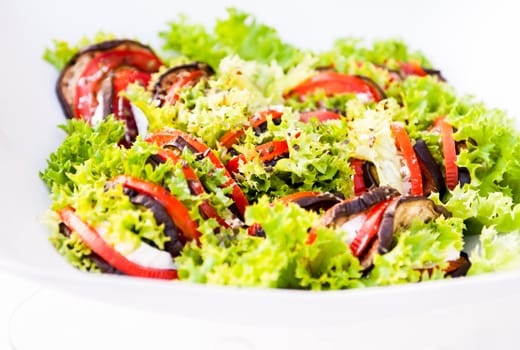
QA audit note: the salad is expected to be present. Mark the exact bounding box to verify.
[40,9,520,290]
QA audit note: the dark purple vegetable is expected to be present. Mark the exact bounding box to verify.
[104,181,186,257]
[122,187,185,257]
[321,186,400,227]
[445,252,471,277]
[422,68,446,82]
[283,192,343,212]
[162,135,200,155]
[458,167,471,187]
[377,196,450,254]
[413,139,446,196]
[362,161,379,189]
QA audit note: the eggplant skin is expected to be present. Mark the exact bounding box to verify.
[445,251,471,277]
[322,186,400,227]
[458,167,471,187]
[152,62,214,106]
[121,187,185,257]
[413,139,446,196]
[422,68,446,82]
[377,196,450,254]
[56,39,159,119]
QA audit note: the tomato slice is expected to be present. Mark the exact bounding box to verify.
[226,140,289,174]
[219,110,283,149]
[349,199,393,257]
[299,110,342,123]
[155,149,230,228]
[110,175,200,241]
[390,122,423,195]
[350,158,367,196]
[75,49,162,122]
[286,72,384,102]
[59,207,178,280]
[146,129,249,218]
[434,116,458,190]
[164,70,204,105]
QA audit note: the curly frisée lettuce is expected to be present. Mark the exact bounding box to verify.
[160,8,307,71]
[177,198,363,289]
[41,8,520,288]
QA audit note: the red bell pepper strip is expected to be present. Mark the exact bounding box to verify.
[226,140,289,174]
[285,72,384,102]
[350,158,367,196]
[434,116,458,190]
[390,122,423,195]
[59,207,178,280]
[349,199,394,257]
[146,129,249,218]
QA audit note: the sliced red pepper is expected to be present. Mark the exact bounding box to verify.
[285,72,384,102]
[226,140,289,174]
[75,49,162,122]
[164,70,204,105]
[59,207,178,280]
[434,116,458,190]
[349,199,394,257]
[350,158,367,196]
[110,174,200,242]
[146,129,249,218]
[155,149,230,228]
[390,122,423,195]
[219,110,283,149]
[299,110,342,123]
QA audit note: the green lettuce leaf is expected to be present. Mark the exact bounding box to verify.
[347,99,404,193]
[468,226,520,275]
[177,197,362,289]
[160,8,307,71]
[366,217,464,286]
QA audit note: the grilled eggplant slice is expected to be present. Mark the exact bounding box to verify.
[378,196,450,254]
[413,139,446,196]
[152,62,214,106]
[57,39,161,119]
[321,186,400,227]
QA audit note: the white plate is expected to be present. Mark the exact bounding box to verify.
[1,0,520,328]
